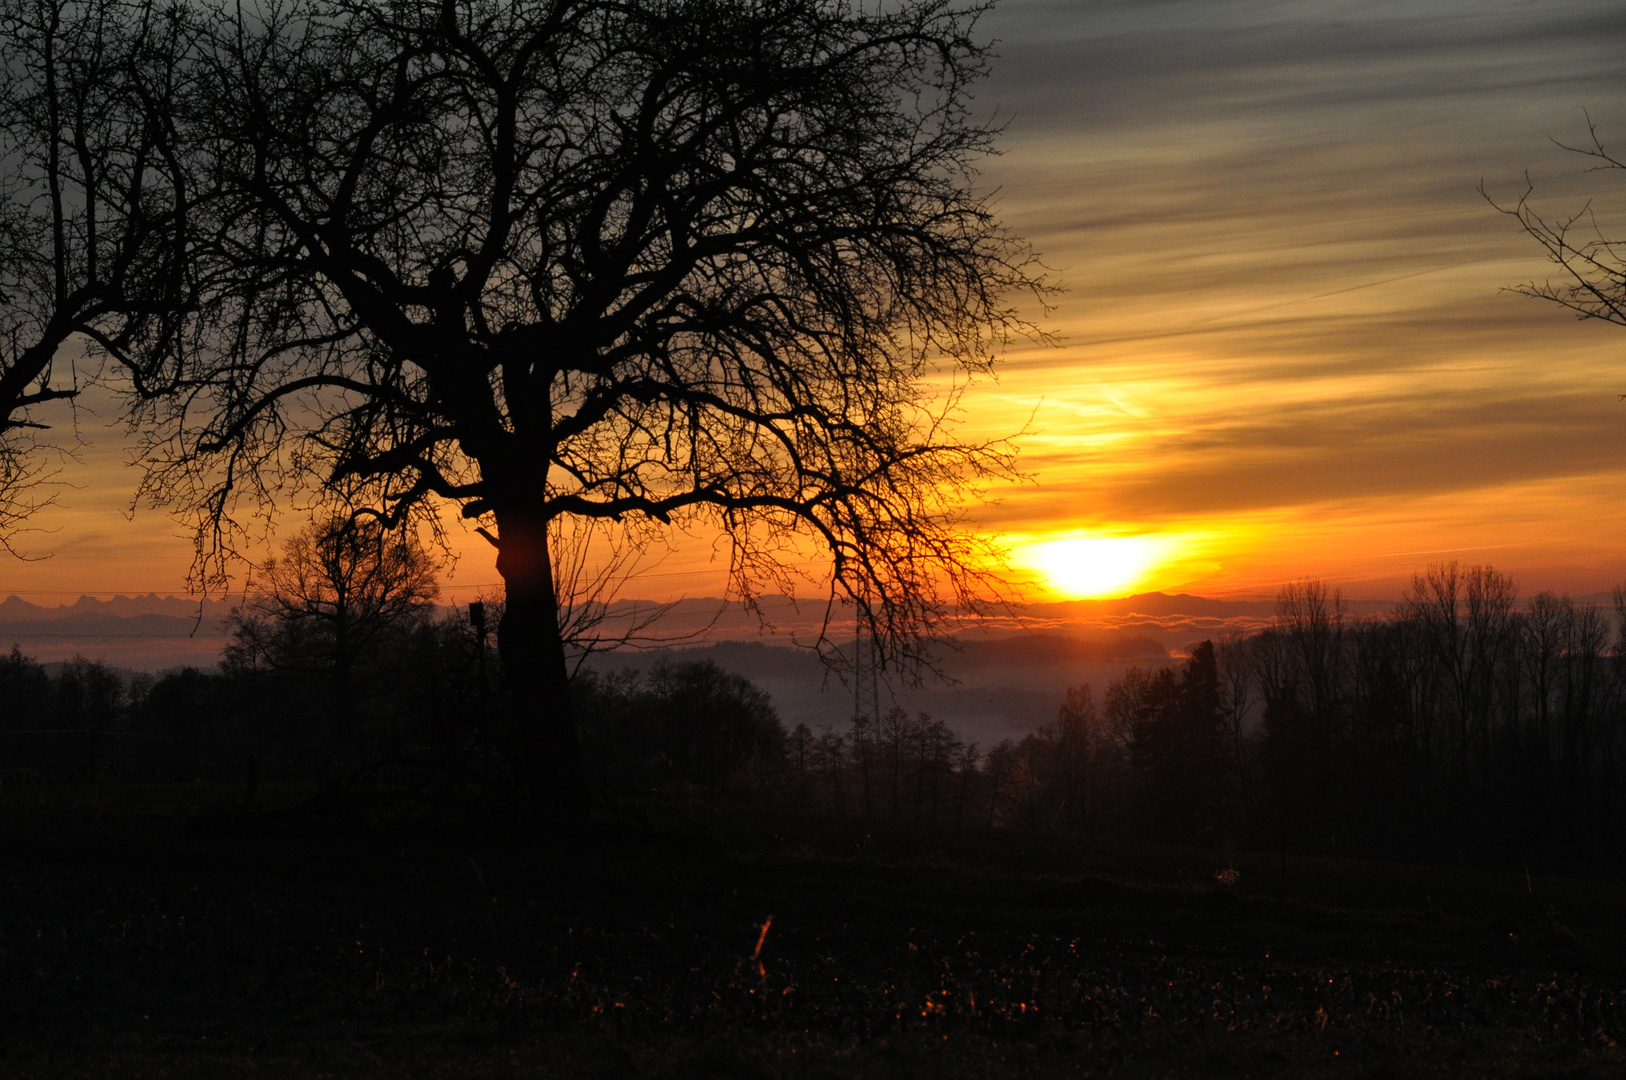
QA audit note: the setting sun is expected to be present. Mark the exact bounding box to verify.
[1023,535,1166,599]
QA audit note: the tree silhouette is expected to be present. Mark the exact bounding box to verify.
[1488,118,1626,331]
[574,659,785,800]
[0,0,196,550]
[130,0,1044,818]
[226,514,440,778]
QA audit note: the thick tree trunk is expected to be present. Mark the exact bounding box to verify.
[493,505,592,822]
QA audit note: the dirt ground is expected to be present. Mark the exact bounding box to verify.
[4,783,1625,1078]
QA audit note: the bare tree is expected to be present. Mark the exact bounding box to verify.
[0,0,196,550]
[1487,117,1626,330]
[1520,592,1566,756]
[1276,578,1346,734]
[226,514,440,763]
[1558,600,1610,791]
[1402,562,1517,778]
[1403,563,1473,771]
[1042,683,1103,834]
[547,515,687,677]
[1214,630,1255,819]
[131,0,1045,818]
[1462,564,1517,774]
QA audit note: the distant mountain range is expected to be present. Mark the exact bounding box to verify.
[0,594,236,671]
[0,593,236,622]
[0,594,233,640]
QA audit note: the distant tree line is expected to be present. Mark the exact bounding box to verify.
[0,515,488,792]
[769,643,1229,841]
[1234,565,1626,875]
[744,561,1626,878]
[9,553,1626,877]
[0,616,492,792]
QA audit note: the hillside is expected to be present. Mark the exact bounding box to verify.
[586,633,1172,746]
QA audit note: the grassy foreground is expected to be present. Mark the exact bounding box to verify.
[4,782,1626,1078]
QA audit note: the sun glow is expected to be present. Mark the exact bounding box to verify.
[1023,534,1168,599]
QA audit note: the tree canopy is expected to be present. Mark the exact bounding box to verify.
[0,0,196,548]
[145,0,1042,610]
[12,0,1046,816]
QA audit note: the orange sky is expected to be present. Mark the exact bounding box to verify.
[4,0,1626,606]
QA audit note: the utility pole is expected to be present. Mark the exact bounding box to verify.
[469,601,489,741]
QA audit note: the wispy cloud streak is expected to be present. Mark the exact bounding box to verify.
[967,0,1626,594]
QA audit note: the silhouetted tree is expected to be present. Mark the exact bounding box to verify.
[1557,600,1609,794]
[1120,643,1227,845]
[0,0,196,547]
[225,514,440,777]
[1464,565,1518,776]
[127,0,1045,821]
[1402,562,1517,783]
[1277,578,1346,737]
[1214,631,1256,827]
[786,721,815,808]
[1257,583,1341,852]
[51,656,123,730]
[574,659,784,799]
[1522,592,1567,761]
[0,645,51,729]
[1487,117,1626,331]
[809,726,849,816]
[914,714,957,822]
[878,705,912,819]
[1026,683,1121,835]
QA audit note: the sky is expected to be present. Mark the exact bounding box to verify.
[4,0,1626,606]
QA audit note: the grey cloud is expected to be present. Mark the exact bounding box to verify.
[983,0,1626,112]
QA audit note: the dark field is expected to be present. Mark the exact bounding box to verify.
[5,785,1626,1078]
